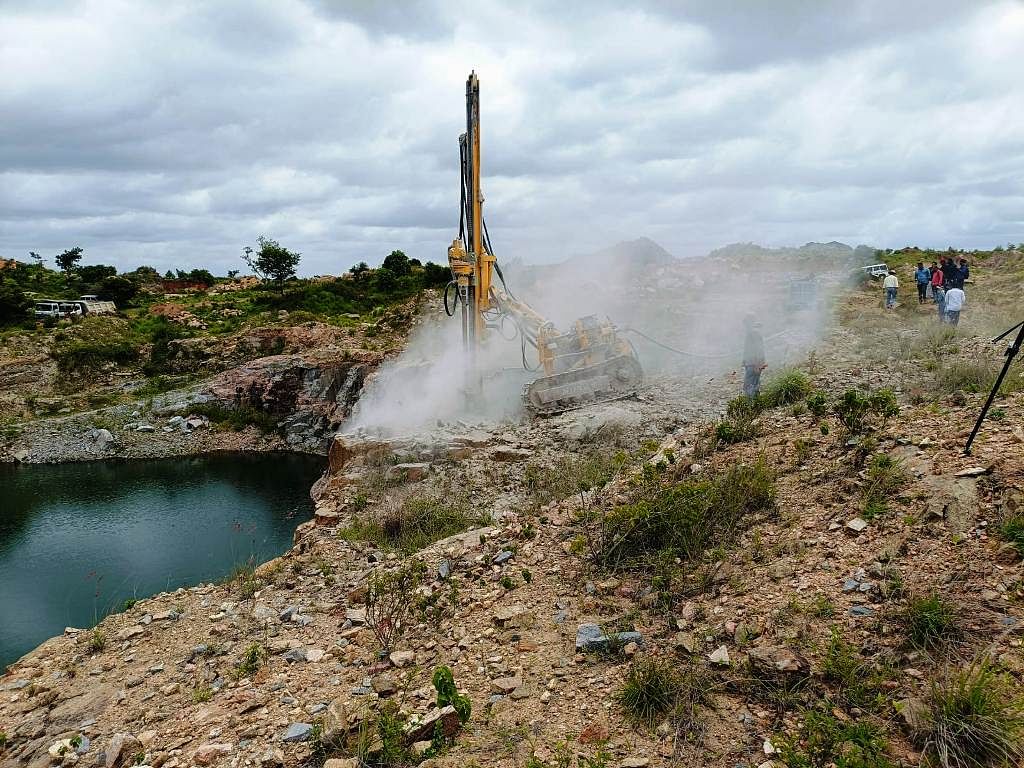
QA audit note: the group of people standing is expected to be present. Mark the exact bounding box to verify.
[884,258,969,325]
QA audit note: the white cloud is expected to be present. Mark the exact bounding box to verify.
[0,0,1021,274]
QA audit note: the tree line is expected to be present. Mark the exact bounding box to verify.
[0,237,452,327]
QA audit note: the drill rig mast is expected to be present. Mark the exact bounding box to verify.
[445,72,643,416]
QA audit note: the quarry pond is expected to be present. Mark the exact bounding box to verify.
[0,452,324,668]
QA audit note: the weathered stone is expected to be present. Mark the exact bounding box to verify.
[389,650,415,668]
[896,697,930,732]
[747,646,809,677]
[492,604,534,628]
[574,623,643,652]
[579,720,609,744]
[193,743,233,765]
[490,675,523,694]
[404,705,461,744]
[955,466,989,477]
[673,631,697,653]
[281,723,313,743]
[385,463,431,482]
[372,674,397,697]
[709,645,731,666]
[846,517,868,533]
[117,625,145,641]
[323,760,359,768]
[493,550,514,565]
[620,759,650,768]
[489,446,532,462]
[104,733,142,768]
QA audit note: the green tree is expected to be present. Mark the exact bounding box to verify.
[382,250,411,276]
[349,261,370,280]
[187,269,215,285]
[243,236,301,292]
[28,252,46,284]
[55,246,84,275]
[96,276,138,306]
[422,262,450,288]
[0,277,31,325]
[78,264,117,284]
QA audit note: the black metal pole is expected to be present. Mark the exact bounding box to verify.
[964,320,1024,455]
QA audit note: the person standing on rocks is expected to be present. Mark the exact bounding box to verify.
[742,314,766,399]
[883,270,899,309]
[930,261,944,298]
[944,285,965,326]
[934,284,947,323]
[914,262,930,304]
[957,258,970,288]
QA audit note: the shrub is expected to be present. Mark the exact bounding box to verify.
[777,707,893,768]
[616,657,710,732]
[762,370,812,407]
[918,662,1024,768]
[936,361,995,394]
[832,388,899,435]
[861,454,907,518]
[806,391,829,418]
[901,594,961,651]
[821,628,884,711]
[365,562,425,653]
[50,317,141,379]
[234,642,267,678]
[999,513,1024,556]
[339,492,488,554]
[185,402,280,435]
[433,666,471,724]
[0,277,31,325]
[591,456,775,570]
[708,396,762,447]
[355,701,410,766]
[523,449,627,508]
[192,684,213,703]
[88,628,106,653]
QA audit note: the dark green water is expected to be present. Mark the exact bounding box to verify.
[0,453,324,669]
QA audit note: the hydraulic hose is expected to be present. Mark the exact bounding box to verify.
[443,281,460,317]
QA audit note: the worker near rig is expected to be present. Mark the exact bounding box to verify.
[742,314,767,399]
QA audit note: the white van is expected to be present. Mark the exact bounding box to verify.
[34,300,84,319]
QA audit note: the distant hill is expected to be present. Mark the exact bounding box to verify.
[707,241,877,265]
[568,237,676,269]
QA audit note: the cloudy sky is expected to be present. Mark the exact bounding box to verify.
[1,0,1022,275]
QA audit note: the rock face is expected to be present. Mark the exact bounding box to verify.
[202,354,373,450]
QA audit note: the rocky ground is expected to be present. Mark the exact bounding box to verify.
[3,250,1024,768]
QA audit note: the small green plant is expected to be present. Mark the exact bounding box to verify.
[590,455,775,570]
[500,575,515,590]
[821,628,885,710]
[230,557,263,599]
[810,596,835,619]
[861,454,907,518]
[234,642,267,679]
[1000,513,1024,556]
[338,491,488,554]
[88,628,106,653]
[0,731,8,751]
[433,666,471,724]
[192,684,213,703]
[901,593,961,651]
[615,657,711,733]
[119,598,138,612]
[356,701,410,766]
[917,661,1024,768]
[807,390,829,418]
[762,370,812,407]
[366,562,424,653]
[776,707,893,768]
[578,748,613,768]
[989,407,1007,422]
[616,657,684,727]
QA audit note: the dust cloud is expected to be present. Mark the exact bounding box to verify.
[345,238,860,437]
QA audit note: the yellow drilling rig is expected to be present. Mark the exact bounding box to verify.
[445,72,643,415]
